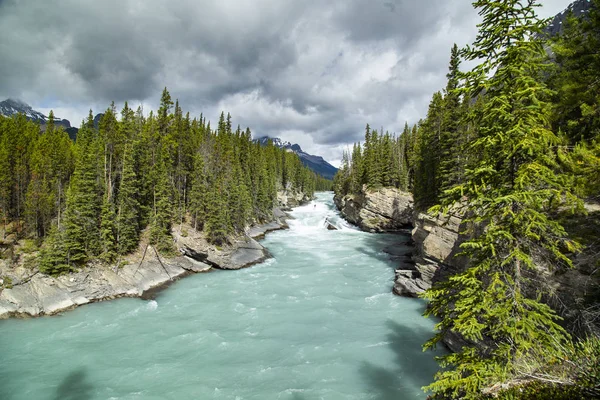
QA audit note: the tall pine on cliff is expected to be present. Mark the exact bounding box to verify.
[423,1,581,398]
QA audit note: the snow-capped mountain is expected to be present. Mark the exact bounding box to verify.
[545,0,593,36]
[0,98,72,128]
[255,136,338,180]
[0,98,50,122]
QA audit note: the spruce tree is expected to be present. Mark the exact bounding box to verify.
[100,195,117,263]
[204,175,229,244]
[149,150,173,253]
[438,44,464,196]
[189,152,208,231]
[38,224,70,275]
[116,143,140,255]
[423,1,582,398]
[62,121,101,265]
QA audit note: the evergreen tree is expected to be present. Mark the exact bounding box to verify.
[423,2,582,398]
[100,195,117,263]
[116,143,140,255]
[350,142,363,193]
[438,44,464,196]
[25,111,74,238]
[204,175,229,244]
[38,224,70,275]
[189,152,208,231]
[549,1,600,144]
[62,121,101,266]
[149,150,173,253]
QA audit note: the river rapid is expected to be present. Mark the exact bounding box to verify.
[0,192,442,399]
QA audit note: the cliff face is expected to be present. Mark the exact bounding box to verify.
[277,189,312,209]
[334,187,413,232]
[406,206,600,336]
[393,211,468,298]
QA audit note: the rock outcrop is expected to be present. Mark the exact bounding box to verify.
[401,203,600,337]
[0,253,210,319]
[277,189,311,209]
[391,211,467,297]
[0,207,294,319]
[334,187,413,232]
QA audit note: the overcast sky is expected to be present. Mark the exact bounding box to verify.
[0,0,574,166]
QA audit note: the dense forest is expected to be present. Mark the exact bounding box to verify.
[0,88,331,275]
[335,1,599,398]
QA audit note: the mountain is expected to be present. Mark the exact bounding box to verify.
[0,98,79,140]
[254,136,338,180]
[545,0,593,36]
[0,98,73,130]
[0,99,108,141]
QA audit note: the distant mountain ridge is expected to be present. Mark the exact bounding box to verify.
[254,136,338,180]
[545,0,593,36]
[0,98,105,141]
[0,98,72,130]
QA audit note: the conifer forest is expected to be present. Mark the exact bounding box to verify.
[0,88,331,274]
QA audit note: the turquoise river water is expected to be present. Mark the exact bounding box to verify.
[0,192,443,399]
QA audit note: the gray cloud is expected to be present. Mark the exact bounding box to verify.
[0,0,574,165]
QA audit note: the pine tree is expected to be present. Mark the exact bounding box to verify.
[350,142,363,193]
[549,1,600,144]
[438,44,464,197]
[100,195,117,263]
[62,121,101,265]
[116,143,140,255]
[413,92,444,210]
[380,132,393,187]
[189,152,208,231]
[149,150,173,253]
[228,162,252,232]
[549,1,600,198]
[204,175,229,244]
[38,224,70,275]
[423,2,582,398]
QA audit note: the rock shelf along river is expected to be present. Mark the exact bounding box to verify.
[0,192,443,400]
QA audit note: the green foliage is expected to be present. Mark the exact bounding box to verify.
[100,196,117,263]
[549,1,600,145]
[25,112,74,238]
[0,89,329,270]
[39,224,70,275]
[62,122,101,266]
[1,276,13,289]
[149,150,173,253]
[421,1,586,398]
[204,175,230,245]
[334,124,413,197]
[116,142,140,255]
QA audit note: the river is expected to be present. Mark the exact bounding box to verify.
[0,192,442,399]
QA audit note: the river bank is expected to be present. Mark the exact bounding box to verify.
[0,205,296,319]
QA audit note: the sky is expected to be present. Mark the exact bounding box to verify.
[0,0,575,167]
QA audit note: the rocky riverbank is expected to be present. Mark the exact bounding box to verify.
[0,202,298,319]
[334,187,600,337]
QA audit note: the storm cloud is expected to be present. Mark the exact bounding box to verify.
[0,0,573,165]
